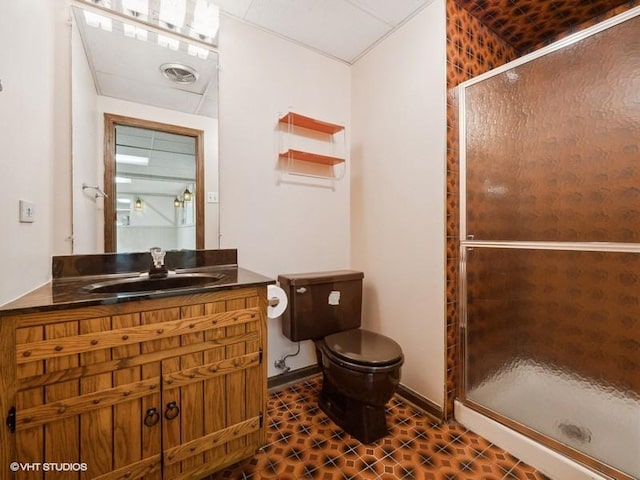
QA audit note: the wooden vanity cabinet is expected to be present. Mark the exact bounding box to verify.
[1,287,267,480]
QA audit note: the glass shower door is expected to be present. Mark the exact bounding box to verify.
[460,10,640,480]
[464,247,640,478]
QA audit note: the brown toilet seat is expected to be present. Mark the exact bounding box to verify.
[323,328,403,367]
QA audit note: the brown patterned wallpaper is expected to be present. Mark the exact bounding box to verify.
[444,0,640,420]
[453,0,634,54]
[445,1,517,419]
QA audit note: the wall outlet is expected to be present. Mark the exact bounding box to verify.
[207,192,218,203]
[19,200,35,223]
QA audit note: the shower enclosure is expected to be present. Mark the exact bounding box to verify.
[458,8,639,480]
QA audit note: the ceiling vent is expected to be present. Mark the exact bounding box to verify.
[159,63,199,84]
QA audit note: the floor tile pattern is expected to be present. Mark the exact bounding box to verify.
[209,377,551,480]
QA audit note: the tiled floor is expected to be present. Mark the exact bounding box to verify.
[211,376,551,480]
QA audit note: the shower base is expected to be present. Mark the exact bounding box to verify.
[458,360,639,479]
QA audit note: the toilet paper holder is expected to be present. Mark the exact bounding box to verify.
[268,297,281,307]
[267,284,288,318]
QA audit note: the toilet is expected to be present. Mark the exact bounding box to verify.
[278,270,404,443]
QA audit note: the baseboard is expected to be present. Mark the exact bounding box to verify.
[267,366,444,422]
[396,384,444,422]
[267,364,321,391]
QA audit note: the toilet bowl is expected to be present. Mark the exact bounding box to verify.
[278,270,404,443]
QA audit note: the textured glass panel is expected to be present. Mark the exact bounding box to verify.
[464,15,640,242]
[464,247,640,478]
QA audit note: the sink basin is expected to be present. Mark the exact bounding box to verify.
[83,272,226,294]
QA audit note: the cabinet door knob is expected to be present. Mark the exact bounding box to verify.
[164,401,180,420]
[144,408,160,427]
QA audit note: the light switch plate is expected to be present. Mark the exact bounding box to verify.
[19,200,35,223]
[207,192,218,203]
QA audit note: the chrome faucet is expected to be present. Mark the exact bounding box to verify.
[149,247,168,278]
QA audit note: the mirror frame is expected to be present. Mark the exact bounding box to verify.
[103,113,205,252]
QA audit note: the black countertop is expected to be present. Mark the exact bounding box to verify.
[0,249,275,315]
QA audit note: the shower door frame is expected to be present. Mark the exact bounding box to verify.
[457,6,640,480]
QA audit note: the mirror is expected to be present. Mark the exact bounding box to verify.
[70,0,219,254]
[104,114,204,252]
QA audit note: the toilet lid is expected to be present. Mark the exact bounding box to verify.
[323,329,403,367]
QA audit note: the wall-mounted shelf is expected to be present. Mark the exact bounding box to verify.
[279,149,344,166]
[278,112,344,135]
[278,111,346,181]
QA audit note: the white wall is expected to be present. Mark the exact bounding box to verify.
[218,15,351,376]
[116,194,193,252]
[350,0,447,406]
[53,0,74,256]
[0,1,57,305]
[71,16,100,254]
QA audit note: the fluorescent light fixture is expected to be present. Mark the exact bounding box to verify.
[122,0,148,16]
[158,34,180,51]
[117,198,132,204]
[115,153,149,165]
[123,23,148,41]
[192,0,219,39]
[187,44,209,60]
[115,176,132,184]
[160,0,186,29]
[83,10,112,31]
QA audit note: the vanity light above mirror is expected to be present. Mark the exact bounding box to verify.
[76,0,220,46]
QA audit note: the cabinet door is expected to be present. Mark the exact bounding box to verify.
[14,316,163,480]
[160,291,266,480]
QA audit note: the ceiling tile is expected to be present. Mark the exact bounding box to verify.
[76,6,219,117]
[346,0,430,26]
[98,72,205,114]
[76,0,438,110]
[85,27,216,94]
[244,0,391,63]
[197,95,219,117]
[209,0,254,19]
